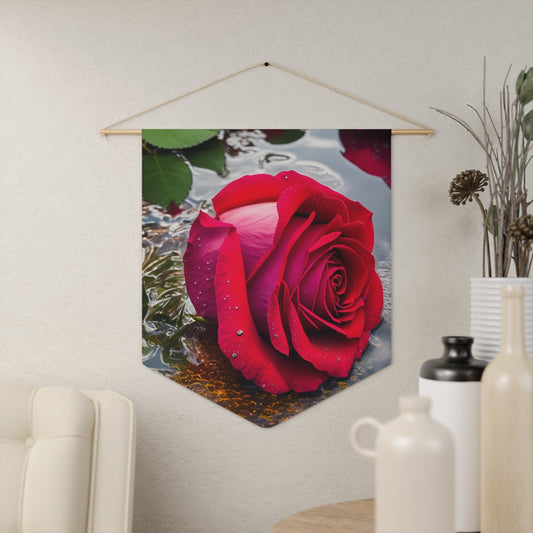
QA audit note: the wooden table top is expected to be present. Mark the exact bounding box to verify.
[270,498,374,533]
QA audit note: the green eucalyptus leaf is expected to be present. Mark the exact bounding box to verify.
[183,137,226,173]
[522,109,533,141]
[142,129,219,149]
[142,153,192,208]
[516,67,533,106]
[486,205,499,235]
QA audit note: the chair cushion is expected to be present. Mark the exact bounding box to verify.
[0,384,94,533]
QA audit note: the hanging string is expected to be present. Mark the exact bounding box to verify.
[267,61,431,132]
[100,61,433,136]
[101,62,265,133]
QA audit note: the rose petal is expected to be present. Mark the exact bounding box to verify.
[214,224,329,393]
[296,293,366,338]
[299,241,372,318]
[273,176,374,243]
[318,216,374,254]
[340,129,391,186]
[298,251,333,310]
[277,218,324,291]
[246,215,314,333]
[327,241,373,303]
[362,270,384,330]
[286,297,364,376]
[345,146,391,182]
[296,300,366,338]
[183,211,233,320]
[218,201,279,276]
[167,201,184,217]
[214,171,374,234]
[358,329,371,353]
[213,173,290,214]
[267,280,292,355]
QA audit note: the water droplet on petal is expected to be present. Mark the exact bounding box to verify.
[236,329,243,336]
[231,353,238,359]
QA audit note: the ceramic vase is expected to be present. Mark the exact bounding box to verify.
[350,396,454,533]
[419,336,487,533]
[470,277,533,360]
[480,285,533,533]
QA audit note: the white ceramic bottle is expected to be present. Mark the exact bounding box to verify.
[350,396,454,533]
[419,336,486,533]
[480,285,533,533]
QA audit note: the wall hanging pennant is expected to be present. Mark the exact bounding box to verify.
[142,128,392,426]
[102,61,431,426]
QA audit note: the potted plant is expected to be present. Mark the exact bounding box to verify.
[435,63,533,359]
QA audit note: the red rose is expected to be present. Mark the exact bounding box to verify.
[183,171,383,394]
[340,130,391,187]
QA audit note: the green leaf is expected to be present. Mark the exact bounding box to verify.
[516,67,533,106]
[486,205,499,235]
[183,137,225,173]
[142,129,219,149]
[142,153,192,208]
[263,129,305,144]
[522,109,533,141]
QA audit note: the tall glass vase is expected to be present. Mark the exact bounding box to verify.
[470,277,533,360]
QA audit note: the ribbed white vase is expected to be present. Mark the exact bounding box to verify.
[470,277,533,360]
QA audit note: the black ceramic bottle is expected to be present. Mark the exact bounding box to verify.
[419,336,487,533]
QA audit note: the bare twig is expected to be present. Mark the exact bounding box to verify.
[437,63,531,277]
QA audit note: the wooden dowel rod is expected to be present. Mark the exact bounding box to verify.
[392,128,433,136]
[100,128,143,136]
[100,128,433,137]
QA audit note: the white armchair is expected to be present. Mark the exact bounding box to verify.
[0,383,136,533]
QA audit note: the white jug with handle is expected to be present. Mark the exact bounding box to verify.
[350,396,454,533]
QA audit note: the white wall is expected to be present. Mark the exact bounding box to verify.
[1,1,531,532]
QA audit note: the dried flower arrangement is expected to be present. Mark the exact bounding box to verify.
[435,63,533,277]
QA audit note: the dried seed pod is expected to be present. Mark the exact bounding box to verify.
[509,214,533,245]
[449,169,489,206]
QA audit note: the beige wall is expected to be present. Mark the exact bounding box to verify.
[1,1,531,532]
